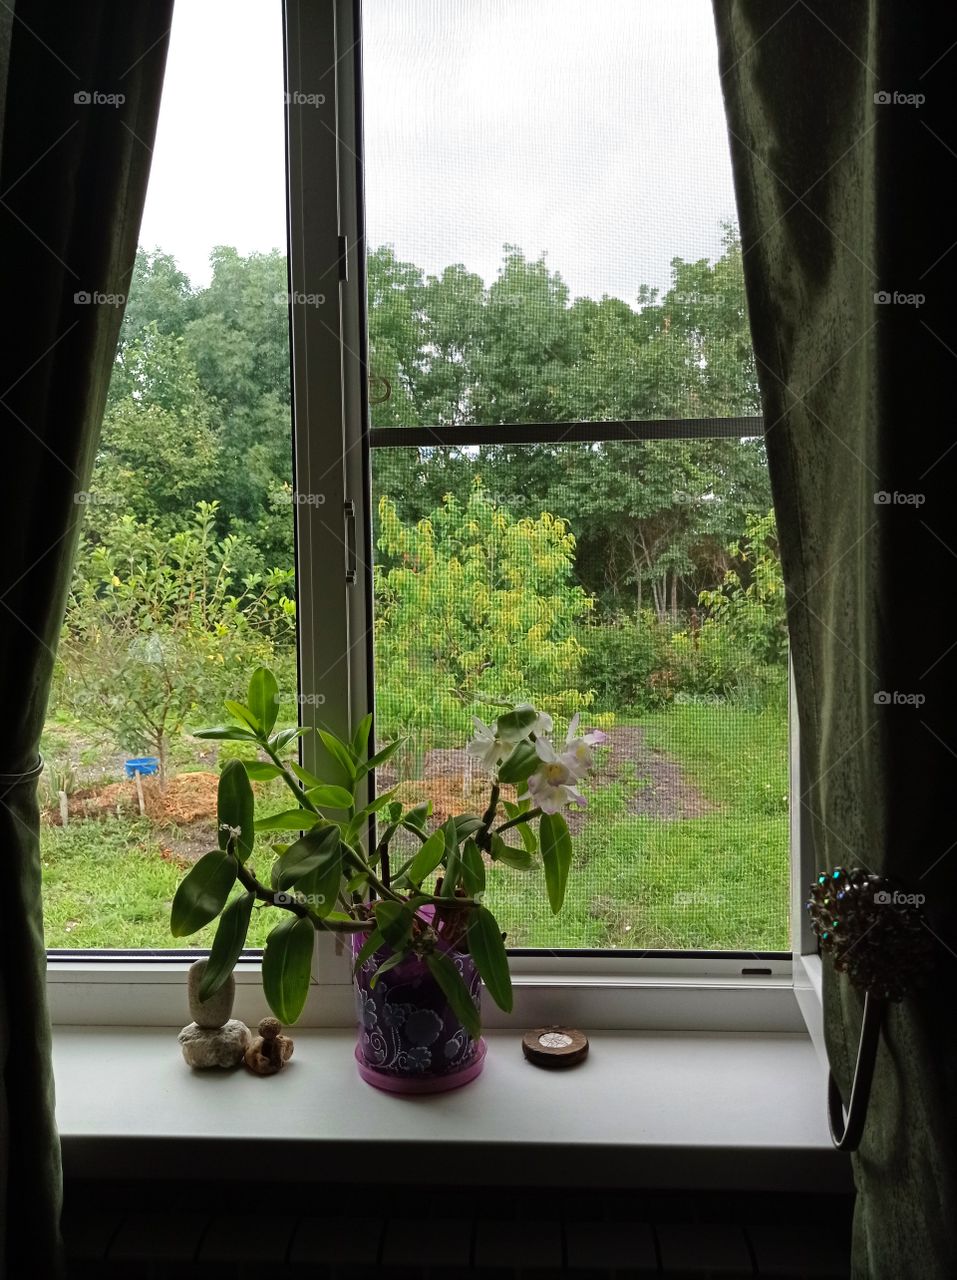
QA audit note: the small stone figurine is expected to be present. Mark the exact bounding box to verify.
[244,1017,294,1075]
[178,960,250,1069]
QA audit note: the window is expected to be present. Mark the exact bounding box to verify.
[42,1,297,953]
[360,0,789,954]
[46,0,803,1024]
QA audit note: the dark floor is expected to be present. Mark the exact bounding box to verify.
[62,1179,853,1278]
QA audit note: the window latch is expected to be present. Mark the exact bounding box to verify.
[344,499,357,585]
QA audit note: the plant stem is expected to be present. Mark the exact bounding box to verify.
[262,742,323,816]
[476,783,500,850]
[494,807,542,834]
[232,855,371,932]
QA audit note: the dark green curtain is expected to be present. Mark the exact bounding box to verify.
[0,4,171,1274]
[713,3,957,1276]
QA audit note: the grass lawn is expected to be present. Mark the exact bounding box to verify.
[492,704,790,951]
[40,704,789,953]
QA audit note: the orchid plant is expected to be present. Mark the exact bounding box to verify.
[170,668,606,1038]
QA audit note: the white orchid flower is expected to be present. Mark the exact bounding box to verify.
[561,712,608,779]
[466,716,507,772]
[520,735,588,814]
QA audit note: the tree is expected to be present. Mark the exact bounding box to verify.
[373,482,594,747]
[91,325,220,537]
[698,509,787,667]
[58,504,295,784]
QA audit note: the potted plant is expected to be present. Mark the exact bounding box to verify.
[170,668,605,1092]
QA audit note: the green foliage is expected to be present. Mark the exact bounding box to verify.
[580,611,678,713]
[167,673,599,1029]
[698,510,788,667]
[201,891,255,1000]
[58,505,294,782]
[170,850,237,938]
[374,481,594,744]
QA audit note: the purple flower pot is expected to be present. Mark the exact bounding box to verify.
[352,930,486,1094]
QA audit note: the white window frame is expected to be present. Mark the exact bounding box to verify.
[45,0,823,1044]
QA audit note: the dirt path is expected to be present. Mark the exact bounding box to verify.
[42,722,716,866]
[590,724,717,820]
[382,724,717,827]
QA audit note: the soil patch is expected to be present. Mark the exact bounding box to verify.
[383,724,716,829]
[592,725,717,821]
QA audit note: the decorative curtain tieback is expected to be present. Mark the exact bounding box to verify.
[807,867,934,1151]
[0,756,44,790]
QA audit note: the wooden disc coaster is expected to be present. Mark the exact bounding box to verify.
[522,1026,589,1068]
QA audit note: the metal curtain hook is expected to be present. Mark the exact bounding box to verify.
[827,990,885,1152]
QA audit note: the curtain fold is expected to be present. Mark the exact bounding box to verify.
[0,3,171,1274]
[713,3,957,1276]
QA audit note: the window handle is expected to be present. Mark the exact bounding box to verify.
[344,499,357,585]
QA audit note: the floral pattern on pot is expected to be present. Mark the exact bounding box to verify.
[353,939,482,1079]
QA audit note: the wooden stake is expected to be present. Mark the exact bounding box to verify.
[58,790,69,827]
[134,769,145,816]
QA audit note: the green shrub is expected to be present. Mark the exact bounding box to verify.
[580,611,677,713]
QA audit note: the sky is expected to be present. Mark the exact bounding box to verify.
[138,0,739,304]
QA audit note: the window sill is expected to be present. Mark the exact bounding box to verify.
[54,1025,850,1192]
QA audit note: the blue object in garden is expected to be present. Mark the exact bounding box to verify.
[125,756,160,778]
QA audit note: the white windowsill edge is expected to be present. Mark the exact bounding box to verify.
[54,1024,850,1194]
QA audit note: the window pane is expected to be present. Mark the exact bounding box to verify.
[371,443,789,951]
[363,0,755,428]
[42,2,298,950]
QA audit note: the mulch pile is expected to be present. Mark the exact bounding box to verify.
[43,771,220,827]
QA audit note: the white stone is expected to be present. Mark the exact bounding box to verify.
[187,960,235,1028]
[178,1019,250,1069]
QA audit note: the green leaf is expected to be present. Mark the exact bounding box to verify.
[193,725,258,742]
[293,842,344,919]
[495,706,538,740]
[353,924,385,972]
[170,850,237,937]
[262,915,315,1024]
[344,788,400,842]
[425,951,480,1040]
[468,906,512,1012]
[254,808,321,832]
[352,712,373,758]
[514,820,538,853]
[269,726,309,753]
[453,814,485,839]
[224,700,261,734]
[497,740,540,785]
[199,891,255,1000]
[305,784,355,810]
[242,761,284,782]
[489,835,535,870]
[374,899,415,950]
[318,730,357,781]
[460,838,486,895]
[403,802,431,832]
[289,761,323,789]
[356,737,402,780]
[540,811,573,913]
[217,759,255,862]
[369,947,408,988]
[439,818,461,896]
[247,667,280,736]
[406,829,446,887]
[275,824,339,888]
